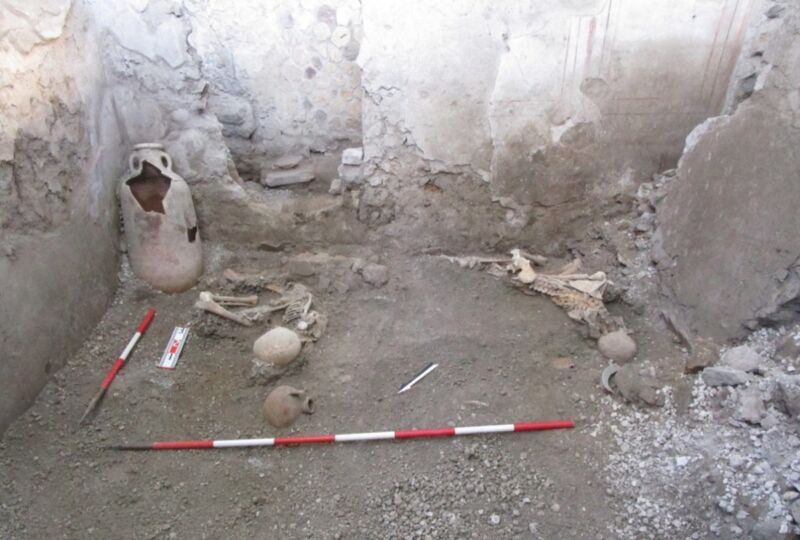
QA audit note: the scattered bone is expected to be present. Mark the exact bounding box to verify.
[223,268,284,293]
[195,291,253,326]
[206,293,258,306]
[434,249,547,270]
[299,311,327,341]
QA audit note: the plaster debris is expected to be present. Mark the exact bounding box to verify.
[603,328,800,538]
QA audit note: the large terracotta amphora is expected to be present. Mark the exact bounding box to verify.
[119,143,203,293]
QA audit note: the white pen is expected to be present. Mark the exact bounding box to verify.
[398,362,439,394]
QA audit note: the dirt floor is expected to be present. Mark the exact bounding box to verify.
[0,244,746,539]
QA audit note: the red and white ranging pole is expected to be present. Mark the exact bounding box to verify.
[110,420,575,450]
[80,308,157,424]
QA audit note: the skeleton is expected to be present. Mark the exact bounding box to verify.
[194,291,257,326]
[507,249,623,338]
[236,283,314,325]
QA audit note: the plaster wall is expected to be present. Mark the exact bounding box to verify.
[359,0,753,240]
[0,0,122,432]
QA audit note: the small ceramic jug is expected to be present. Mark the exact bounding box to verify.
[262,386,314,428]
[119,143,203,293]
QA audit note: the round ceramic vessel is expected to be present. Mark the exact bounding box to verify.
[119,143,203,293]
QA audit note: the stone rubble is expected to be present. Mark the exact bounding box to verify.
[602,327,800,538]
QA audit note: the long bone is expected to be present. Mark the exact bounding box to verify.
[195,291,253,326]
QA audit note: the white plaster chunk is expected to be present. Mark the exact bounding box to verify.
[341,147,363,165]
[262,167,315,188]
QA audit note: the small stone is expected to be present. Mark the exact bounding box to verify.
[551,357,574,370]
[701,366,750,387]
[489,514,500,525]
[329,177,343,195]
[734,388,765,424]
[338,163,363,184]
[791,500,800,524]
[721,345,763,373]
[776,375,800,418]
[782,490,799,502]
[751,515,792,540]
[274,155,303,169]
[550,502,560,512]
[675,456,690,467]
[361,263,389,287]
[614,364,664,406]
[262,167,315,187]
[287,259,316,277]
[685,338,719,373]
[760,412,780,429]
[597,330,637,362]
[341,147,363,166]
[729,454,745,469]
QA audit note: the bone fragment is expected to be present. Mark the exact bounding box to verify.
[195,292,253,326]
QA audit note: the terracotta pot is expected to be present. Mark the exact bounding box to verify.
[262,386,314,428]
[119,143,202,293]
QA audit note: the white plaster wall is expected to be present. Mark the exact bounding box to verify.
[360,0,753,200]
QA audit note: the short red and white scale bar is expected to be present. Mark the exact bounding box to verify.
[80,308,157,423]
[110,420,575,451]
